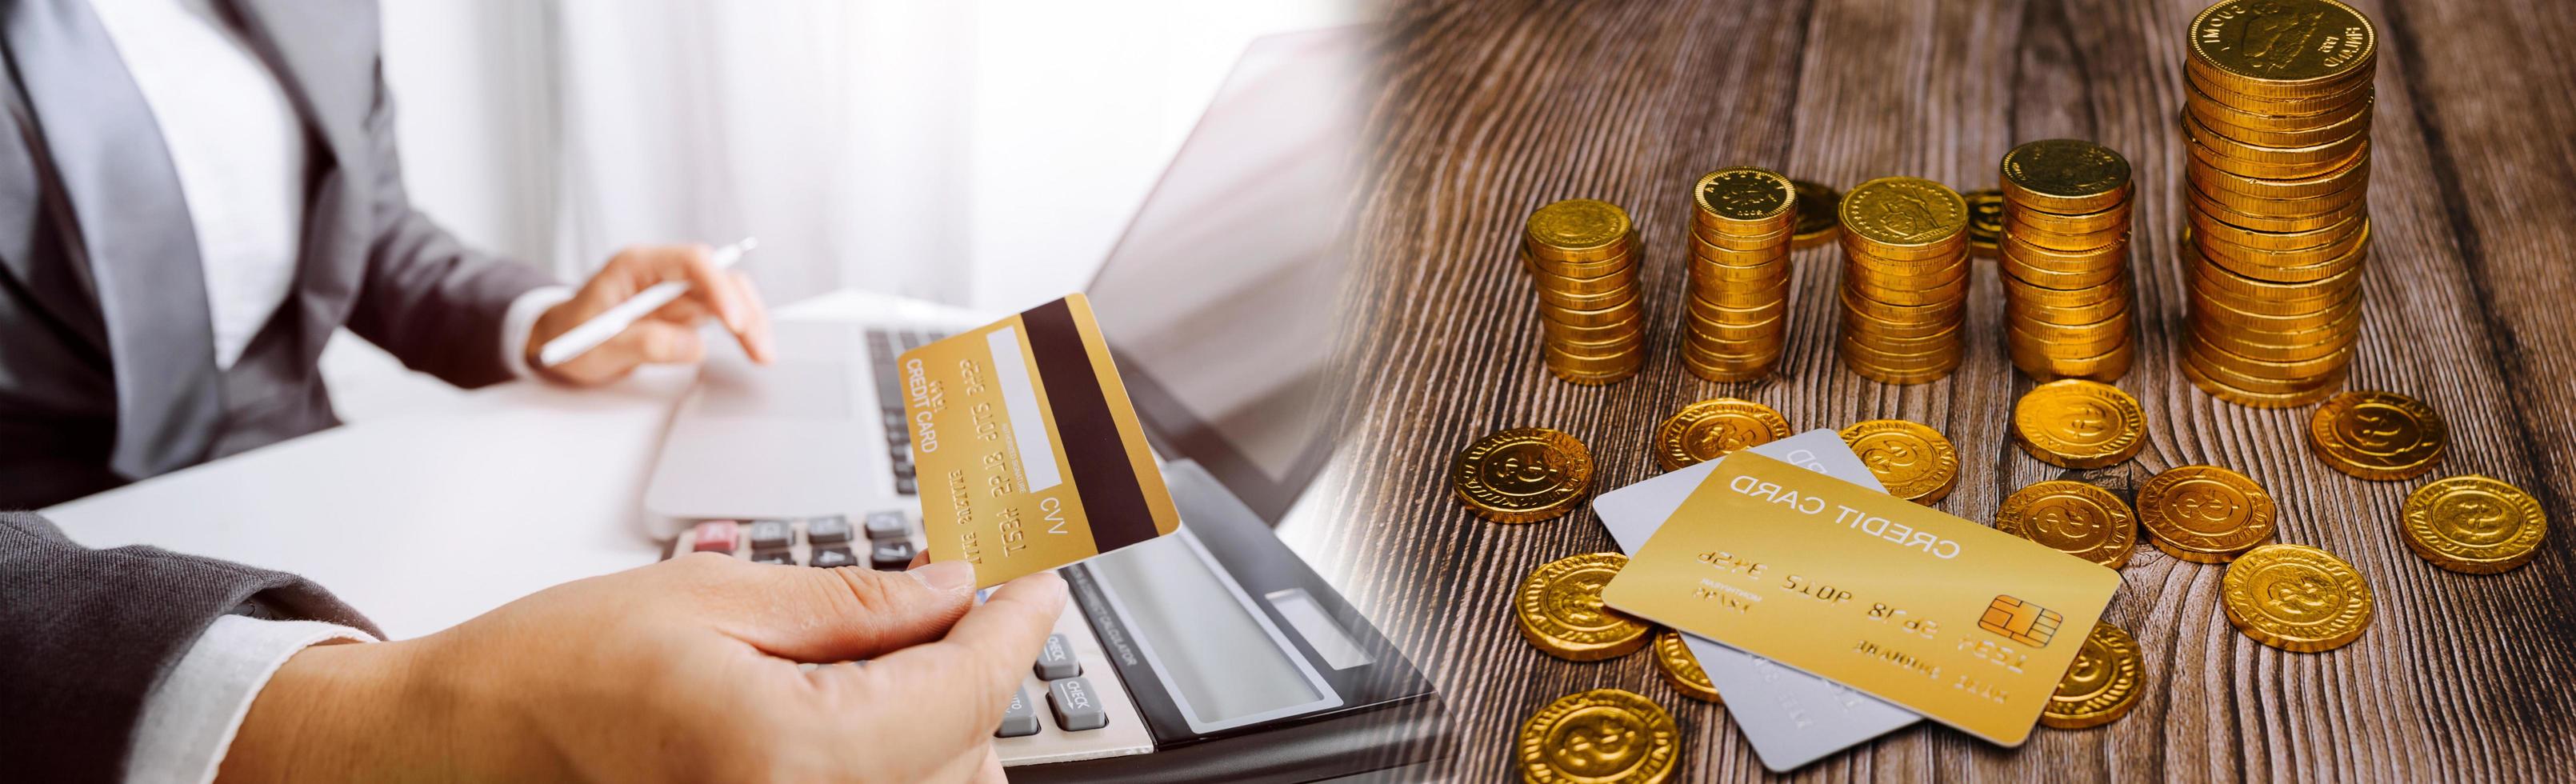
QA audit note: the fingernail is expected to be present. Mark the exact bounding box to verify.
[908,560,977,593]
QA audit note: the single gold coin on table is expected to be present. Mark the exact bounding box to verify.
[2307,390,2447,481]
[2041,622,2143,730]
[2013,379,2148,469]
[1790,179,1842,249]
[1838,419,1959,504]
[2222,543,2374,653]
[2402,475,2548,574]
[1515,553,1652,662]
[1517,688,1679,784]
[2137,465,2275,562]
[1654,398,1793,470]
[1996,481,2138,569]
[1654,631,1723,703]
[1453,428,1594,523]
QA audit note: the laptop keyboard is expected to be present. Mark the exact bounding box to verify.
[866,327,953,496]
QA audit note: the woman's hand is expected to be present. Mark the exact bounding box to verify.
[526,243,777,386]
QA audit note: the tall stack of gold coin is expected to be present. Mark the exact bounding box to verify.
[1682,167,1796,382]
[1838,177,1970,384]
[2179,0,2376,407]
[1523,199,1646,385]
[1998,139,2134,382]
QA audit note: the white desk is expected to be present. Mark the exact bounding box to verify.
[44,290,990,640]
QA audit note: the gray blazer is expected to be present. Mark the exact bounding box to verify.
[0,0,555,510]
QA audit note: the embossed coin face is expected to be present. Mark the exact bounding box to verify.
[2002,139,2134,201]
[1965,189,2006,256]
[1790,179,1842,248]
[2190,0,2377,85]
[2402,475,2548,574]
[1996,481,2138,568]
[2308,390,2446,480]
[1694,167,1796,222]
[1653,631,1723,703]
[1839,177,1968,248]
[2138,465,2275,562]
[1838,419,1959,504]
[1518,688,1679,784]
[1454,428,1595,523]
[2014,380,2148,469]
[1528,199,1634,251]
[1515,553,1651,661]
[2222,543,2373,652]
[2041,622,2143,729]
[1654,398,1792,470]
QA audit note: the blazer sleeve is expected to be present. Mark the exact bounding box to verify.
[0,510,380,784]
[340,57,558,389]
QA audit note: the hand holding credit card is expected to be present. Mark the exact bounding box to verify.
[899,294,1181,587]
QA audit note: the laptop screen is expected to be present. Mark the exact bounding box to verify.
[1083,29,1365,523]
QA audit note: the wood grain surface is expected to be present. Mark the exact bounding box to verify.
[1300,0,2576,780]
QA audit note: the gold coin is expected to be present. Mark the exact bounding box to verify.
[2306,390,2446,481]
[2001,139,2134,214]
[1655,398,1793,470]
[2012,380,2148,469]
[1454,428,1595,523]
[2040,622,2143,730]
[1517,688,1679,784]
[1790,179,1842,249]
[1694,166,1797,224]
[1966,189,2005,258]
[1528,199,1634,252]
[1838,419,1959,504]
[2221,543,2372,652]
[1654,631,1723,703]
[1515,553,1651,661]
[2188,0,2376,96]
[2402,476,2547,574]
[2138,466,2276,562]
[1996,481,2138,569]
[1839,177,1969,250]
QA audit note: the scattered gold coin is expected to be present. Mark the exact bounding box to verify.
[2222,543,2373,652]
[2012,380,2148,469]
[1839,419,1959,504]
[1517,688,1679,784]
[2041,622,2143,729]
[1789,179,1841,249]
[1453,428,1595,523]
[1514,553,1651,662]
[1995,481,2138,569]
[1653,631,1722,703]
[1654,398,1792,470]
[2307,390,2447,481]
[2402,475,2547,574]
[2137,465,2275,562]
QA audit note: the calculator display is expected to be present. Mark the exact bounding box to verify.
[1090,531,1339,731]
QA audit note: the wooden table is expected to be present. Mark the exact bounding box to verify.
[1303,0,2576,779]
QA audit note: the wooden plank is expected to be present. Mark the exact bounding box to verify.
[1309,0,2576,779]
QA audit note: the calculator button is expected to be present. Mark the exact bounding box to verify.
[994,687,1040,738]
[1046,678,1108,731]
[863,511,910,541]
[809,547,857,569]
[1034,634,1080,680]
[804,516,853,545]
[688,521,740,554]
[870,540,917,570]
[894,477,917,495]
[746,520,795,550]
[750,551,795,566]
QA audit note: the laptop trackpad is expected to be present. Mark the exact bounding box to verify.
[698,359,850,419]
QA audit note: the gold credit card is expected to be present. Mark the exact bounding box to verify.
[1601,452,2119,746]
[898,294,1180,587]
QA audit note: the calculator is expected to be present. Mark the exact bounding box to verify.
[661,461,1448,781]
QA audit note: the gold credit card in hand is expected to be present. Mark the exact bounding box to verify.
[1602,452,2118,746]
[898,294,1181,587]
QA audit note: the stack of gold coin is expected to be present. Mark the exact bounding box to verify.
[1964,189,2005,259]
[2179,0,2377,407]
[1790,180,1842,250]
[1680,168,1797,382]
[1837,177,1971,384]
[1524,199,1646,385]
[1998,140,2135,382]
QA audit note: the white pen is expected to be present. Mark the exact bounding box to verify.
[538,238,758,367]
